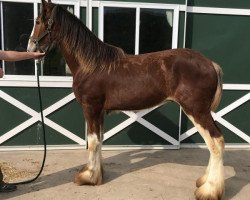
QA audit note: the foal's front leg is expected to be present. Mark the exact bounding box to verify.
[74,105,104,185]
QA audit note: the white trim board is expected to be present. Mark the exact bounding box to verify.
[185,6,250,16]
[88,1,250,16]
[1,82,249,89]
[0,144,249,152]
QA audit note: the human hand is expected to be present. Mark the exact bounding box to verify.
[33,52,45,60]
[0,68,3,78]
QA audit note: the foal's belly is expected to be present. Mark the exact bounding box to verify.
[104,79,167,111]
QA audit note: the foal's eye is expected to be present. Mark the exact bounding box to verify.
[36,20,40,25]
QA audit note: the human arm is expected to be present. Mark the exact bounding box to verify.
[0,51,45,62]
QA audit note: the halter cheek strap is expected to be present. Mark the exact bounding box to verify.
[32,5,57,53]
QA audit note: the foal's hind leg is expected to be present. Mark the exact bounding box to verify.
[74,105,104,185]
[186,113,224,200]
[196,155,211,188]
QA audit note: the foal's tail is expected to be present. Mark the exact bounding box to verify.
[210,62,223,111]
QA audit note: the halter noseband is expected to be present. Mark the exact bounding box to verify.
[32,5,57,53]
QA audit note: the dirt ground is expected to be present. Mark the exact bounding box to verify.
[0,148,249,200]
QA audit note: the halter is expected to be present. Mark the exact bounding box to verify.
[31,5,57,53]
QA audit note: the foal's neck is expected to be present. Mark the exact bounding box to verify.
[54,7,124,76]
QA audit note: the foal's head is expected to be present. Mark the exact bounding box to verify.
[27,0,56,53]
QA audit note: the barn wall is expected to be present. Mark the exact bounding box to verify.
[0,0,249,149]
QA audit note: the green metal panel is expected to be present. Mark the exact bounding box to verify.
[0,87,85,146]
[103,122,172,145]
[104,103,180,145]
[0,97,31,135]
[80,7,86,24]
[104,112,129,133]
[47,100,85,141]
[188,0,250,9]
[0,87,72,111]
[143,103,179,141]
[186,13,250,84]
[2,123,77,146]
[92,7,99,36]
[181,91,250,144]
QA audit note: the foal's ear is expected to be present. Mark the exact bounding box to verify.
[41,0,50,20]
[41,0,47,5]
[41,0,51,8]
[41,0,51,3]
[41,0,47,11]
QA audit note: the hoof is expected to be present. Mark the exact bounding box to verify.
[195,182,224,200]
[74,166,102,186]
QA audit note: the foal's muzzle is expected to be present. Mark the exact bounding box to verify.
[27,39,38,52]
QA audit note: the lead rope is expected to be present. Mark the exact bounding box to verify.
[4,5,58,188]
[8,59,47,186]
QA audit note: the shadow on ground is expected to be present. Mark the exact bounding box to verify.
[1,149,250,199]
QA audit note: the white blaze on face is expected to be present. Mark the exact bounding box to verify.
[27,26,37,52]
